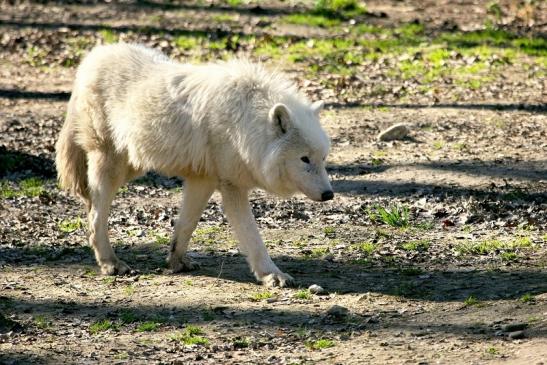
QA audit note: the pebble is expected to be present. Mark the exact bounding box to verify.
[508,330,526,339]
[501,323,528,332]
[377,123,411,141]
[308,284,327,295]
[327,305,349,318]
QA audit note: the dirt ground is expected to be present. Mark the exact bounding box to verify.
[1,1,546,364]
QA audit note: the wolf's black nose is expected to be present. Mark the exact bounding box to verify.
[321,190,334,201]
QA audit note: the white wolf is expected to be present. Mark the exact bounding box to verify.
[55,43,333,287]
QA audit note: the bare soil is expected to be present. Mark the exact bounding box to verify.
[1,1,546,364]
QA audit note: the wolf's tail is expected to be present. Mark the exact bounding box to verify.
[55,95,90,208]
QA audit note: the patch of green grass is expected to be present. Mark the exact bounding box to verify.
[171,325,209,346]
[372,150,386,158]
[90,319,117,334]
[282,13,340,27]
[456,78,488,90]
[432,140,444,150]
[233,337,250,349]
[512,236,532,248]
[212,13,238,23]
[520,293,535,303]
[58,217,84,233]
[457,239,501,254]
[401,240,430,252]
[438,26,546,56]
[463,295,480,307]
[20,177,45,197]
[114,352,129,360]
[1,178,46,199]
[226,0,242,6]
[486,346,499,355]
[501,252,518,261]
[314,0,367,18]
[62,36,95,67]
[368,204,410,228]
[124,285,135,296]
[371,158,383,166]
[99,29,118,44]
[396,23,425,38]
[456,237,534,256]
[153,233,170,246]
[285,38,355,71]
[307,246,330,258]
[34,315,51,329]
[353,23,384,34]
[185,325,204,336]
[250,291,273,301]
[294,290,311,300]
[352,241,376,255]
[83,268,97,278]
[254,40,284,59]
[136,321,160,332]
[396,59,426,80]
[175,35,201,51]
[305,338,335,350]
[323,226,336,236]
[26,46,47,67]
[192,225,226,246]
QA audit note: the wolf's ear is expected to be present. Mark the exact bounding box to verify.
[269,103,292,135]
[311,100,324,116]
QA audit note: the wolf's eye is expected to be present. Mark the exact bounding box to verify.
[301,156,310,164]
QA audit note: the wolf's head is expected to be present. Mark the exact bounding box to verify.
[261,100,334,202]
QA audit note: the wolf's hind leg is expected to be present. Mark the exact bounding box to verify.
[220,185,294,288]
[87,150,130,275]
[167,177,216,272]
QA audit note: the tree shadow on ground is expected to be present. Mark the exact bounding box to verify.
[0,147,55,179]
[331,178,547,202]
[0,18,307,42]
[0,89,70,101]
[2,243,546,302]
[0,351,47,365]
[326,102,547,113]
[2,87,545,114]
[17,0,305,16]
[329,160,547,181]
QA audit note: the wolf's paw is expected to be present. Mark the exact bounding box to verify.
[168,255,200,273]
[100,259,132,276]
[260,271,295,288]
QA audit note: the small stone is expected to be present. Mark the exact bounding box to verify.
[308,284,327,295]
[377,123,411,141]
[502,323,528,332]
[508,330,526,339]
[327,305,349,318]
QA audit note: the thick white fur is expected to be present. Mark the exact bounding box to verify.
[55,43,332,287]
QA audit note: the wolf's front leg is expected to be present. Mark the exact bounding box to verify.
[167,177,216,272]
[221,185,294,287]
